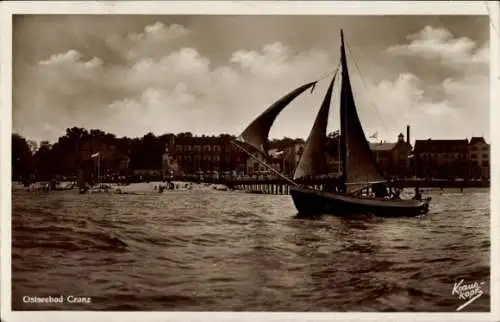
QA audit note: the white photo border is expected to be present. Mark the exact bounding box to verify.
[1,1,499,321]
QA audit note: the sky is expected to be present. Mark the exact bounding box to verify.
[12,14,491,144]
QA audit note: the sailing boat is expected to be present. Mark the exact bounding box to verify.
[234,30,431,217]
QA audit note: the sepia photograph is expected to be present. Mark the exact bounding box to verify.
[2,1,499,321]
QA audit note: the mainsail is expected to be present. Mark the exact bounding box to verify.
[238,81,317,156]
[293,73,337,180]
[339,30,386,193]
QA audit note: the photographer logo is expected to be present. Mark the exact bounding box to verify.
[451,279,486,311]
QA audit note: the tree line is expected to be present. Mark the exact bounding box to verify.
[12,127,321,182]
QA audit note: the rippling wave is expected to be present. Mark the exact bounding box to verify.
[11,188,490,311]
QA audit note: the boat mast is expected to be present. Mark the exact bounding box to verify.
[339,29,348,190]
[337,134,341,176]
[338,29,388,193]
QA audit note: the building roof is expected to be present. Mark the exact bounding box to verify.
[369,142,396,151]
[470,137,487,145]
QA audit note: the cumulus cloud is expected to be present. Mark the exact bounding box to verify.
[351,70,488,141]
[127,47,212,93]
[337,25,490,142]
[104,40,333,138]
[104,85,197,135]
[15,22,489,144]
[39,50,82,65]
[105,22,190,61]
[386,26,489,66]
[231,42,291,76]
[39,49,103,69]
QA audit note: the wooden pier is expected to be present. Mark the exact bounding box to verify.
[176,176,490,195]
[231,182,291,195]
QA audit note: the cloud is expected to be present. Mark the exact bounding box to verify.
[14,22,489,144]
[127,47,212,93]
[39,50,82,65]
[39,49,104,69]
[105,22,190,61]
[103,41,333,138]
[352,71,488,141]
[83,57,104,69]
[104,85,197,135]
[341,25,490,141]
[231,42,291,76]
[386,26,489,66]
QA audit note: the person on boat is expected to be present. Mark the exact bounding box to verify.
[333,177,340,192]
[323,177,338,193]
[323,183,331,192]
[391,186,401,200]
[372,183,388,198]
[413,187,422,200]
[337,176,346,193]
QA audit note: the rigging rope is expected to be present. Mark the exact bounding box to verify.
[345,40,389,139]
[231,140,298,186]
[315,59,342,84]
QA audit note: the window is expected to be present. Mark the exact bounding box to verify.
[194,145,201,152]
[176,145,182,152]
[471,146,478,151]
[183,145,192,152]
[482,154,488,159]
[203,145,211,152]
[482,161,489,167]
[213,145,221,152]
[470,154,477,159]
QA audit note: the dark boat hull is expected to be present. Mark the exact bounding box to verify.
[290,186,430,217]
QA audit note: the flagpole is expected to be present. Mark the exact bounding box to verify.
[97,155,100,184]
